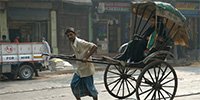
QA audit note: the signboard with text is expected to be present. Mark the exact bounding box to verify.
[176,2,199,10]
[98,2,130,13]
[2,55,18,62]
[176,2,200,17]
[0,42,44,62]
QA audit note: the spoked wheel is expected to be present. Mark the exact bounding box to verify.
[136,60,178,100]
[104,64,140,99]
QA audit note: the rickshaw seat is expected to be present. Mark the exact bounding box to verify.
[115,38,147,63]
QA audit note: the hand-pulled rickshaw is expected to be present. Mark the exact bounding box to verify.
[48,1,189,100]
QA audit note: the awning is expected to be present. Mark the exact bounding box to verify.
[62,0,92,6]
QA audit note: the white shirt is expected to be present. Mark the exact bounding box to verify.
[42,40,51,54]
[71,37,96,77]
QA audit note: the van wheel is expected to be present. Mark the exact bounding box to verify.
[18,64,34,80]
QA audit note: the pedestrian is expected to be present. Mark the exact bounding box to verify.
[114,16,157,63]
[64,27,98,100]
[42,37,51,71]
[0,35,10,42]
[14,36,20,43]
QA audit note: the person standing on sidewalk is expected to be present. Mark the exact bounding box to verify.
[14,36,20,43]
[42,37,51,70]
[65,27,98,100]
[0,35,10,42]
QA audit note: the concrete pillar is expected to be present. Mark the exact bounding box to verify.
[0,8,8,40]
[50,10,58,54]
[88,8,93,41]
[174,46,178,60]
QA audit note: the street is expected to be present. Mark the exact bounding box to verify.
[1,65,200,100]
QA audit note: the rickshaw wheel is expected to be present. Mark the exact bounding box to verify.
[136,60,178,100]
[104,64,139,99]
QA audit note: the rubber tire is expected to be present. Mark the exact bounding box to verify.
[104,64,138,99]
[136,60,177,100]
[18,64,34,80]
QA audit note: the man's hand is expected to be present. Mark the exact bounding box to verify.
[117,61,126,67]
[68,54,76,58]
[82,58,88,62]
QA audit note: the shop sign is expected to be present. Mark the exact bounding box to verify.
[180,10,200,17]
[98,2,130,13]
[176,2,199,10]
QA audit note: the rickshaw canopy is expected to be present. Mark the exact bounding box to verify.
[131,1,189,47]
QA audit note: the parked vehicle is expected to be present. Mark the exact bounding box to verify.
[0,42,46,80]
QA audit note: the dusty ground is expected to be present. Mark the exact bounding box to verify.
[191,61,200,66]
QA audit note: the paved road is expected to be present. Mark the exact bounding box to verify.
[0,65,200,100]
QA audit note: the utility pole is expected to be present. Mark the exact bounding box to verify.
[198,0,200,60]
[0,2,8,40]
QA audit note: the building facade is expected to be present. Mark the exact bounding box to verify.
[0,0,199,58]
[0,1,58,53]
[175,0,200,49]
[175,0,200,59]
[0,0,92,55]
[56,1,92,54]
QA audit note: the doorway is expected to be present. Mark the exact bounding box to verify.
[9,29,21,42]
[8,21,48,42]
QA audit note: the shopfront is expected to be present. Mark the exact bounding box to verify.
[7,2,51,43]
[175,1,200,59]
[176,1,200,48]
[93,1,131,54]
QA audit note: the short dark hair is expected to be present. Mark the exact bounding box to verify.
[65,27,75,35]
[2,35,6,38]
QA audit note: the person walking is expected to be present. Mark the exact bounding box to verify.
[64,27,98,100]
[0,35,10,42]
[14,36,20,43]
[42,37,51,54]
[42,37,51,69]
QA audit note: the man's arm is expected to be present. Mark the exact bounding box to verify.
[83,44,97,59]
